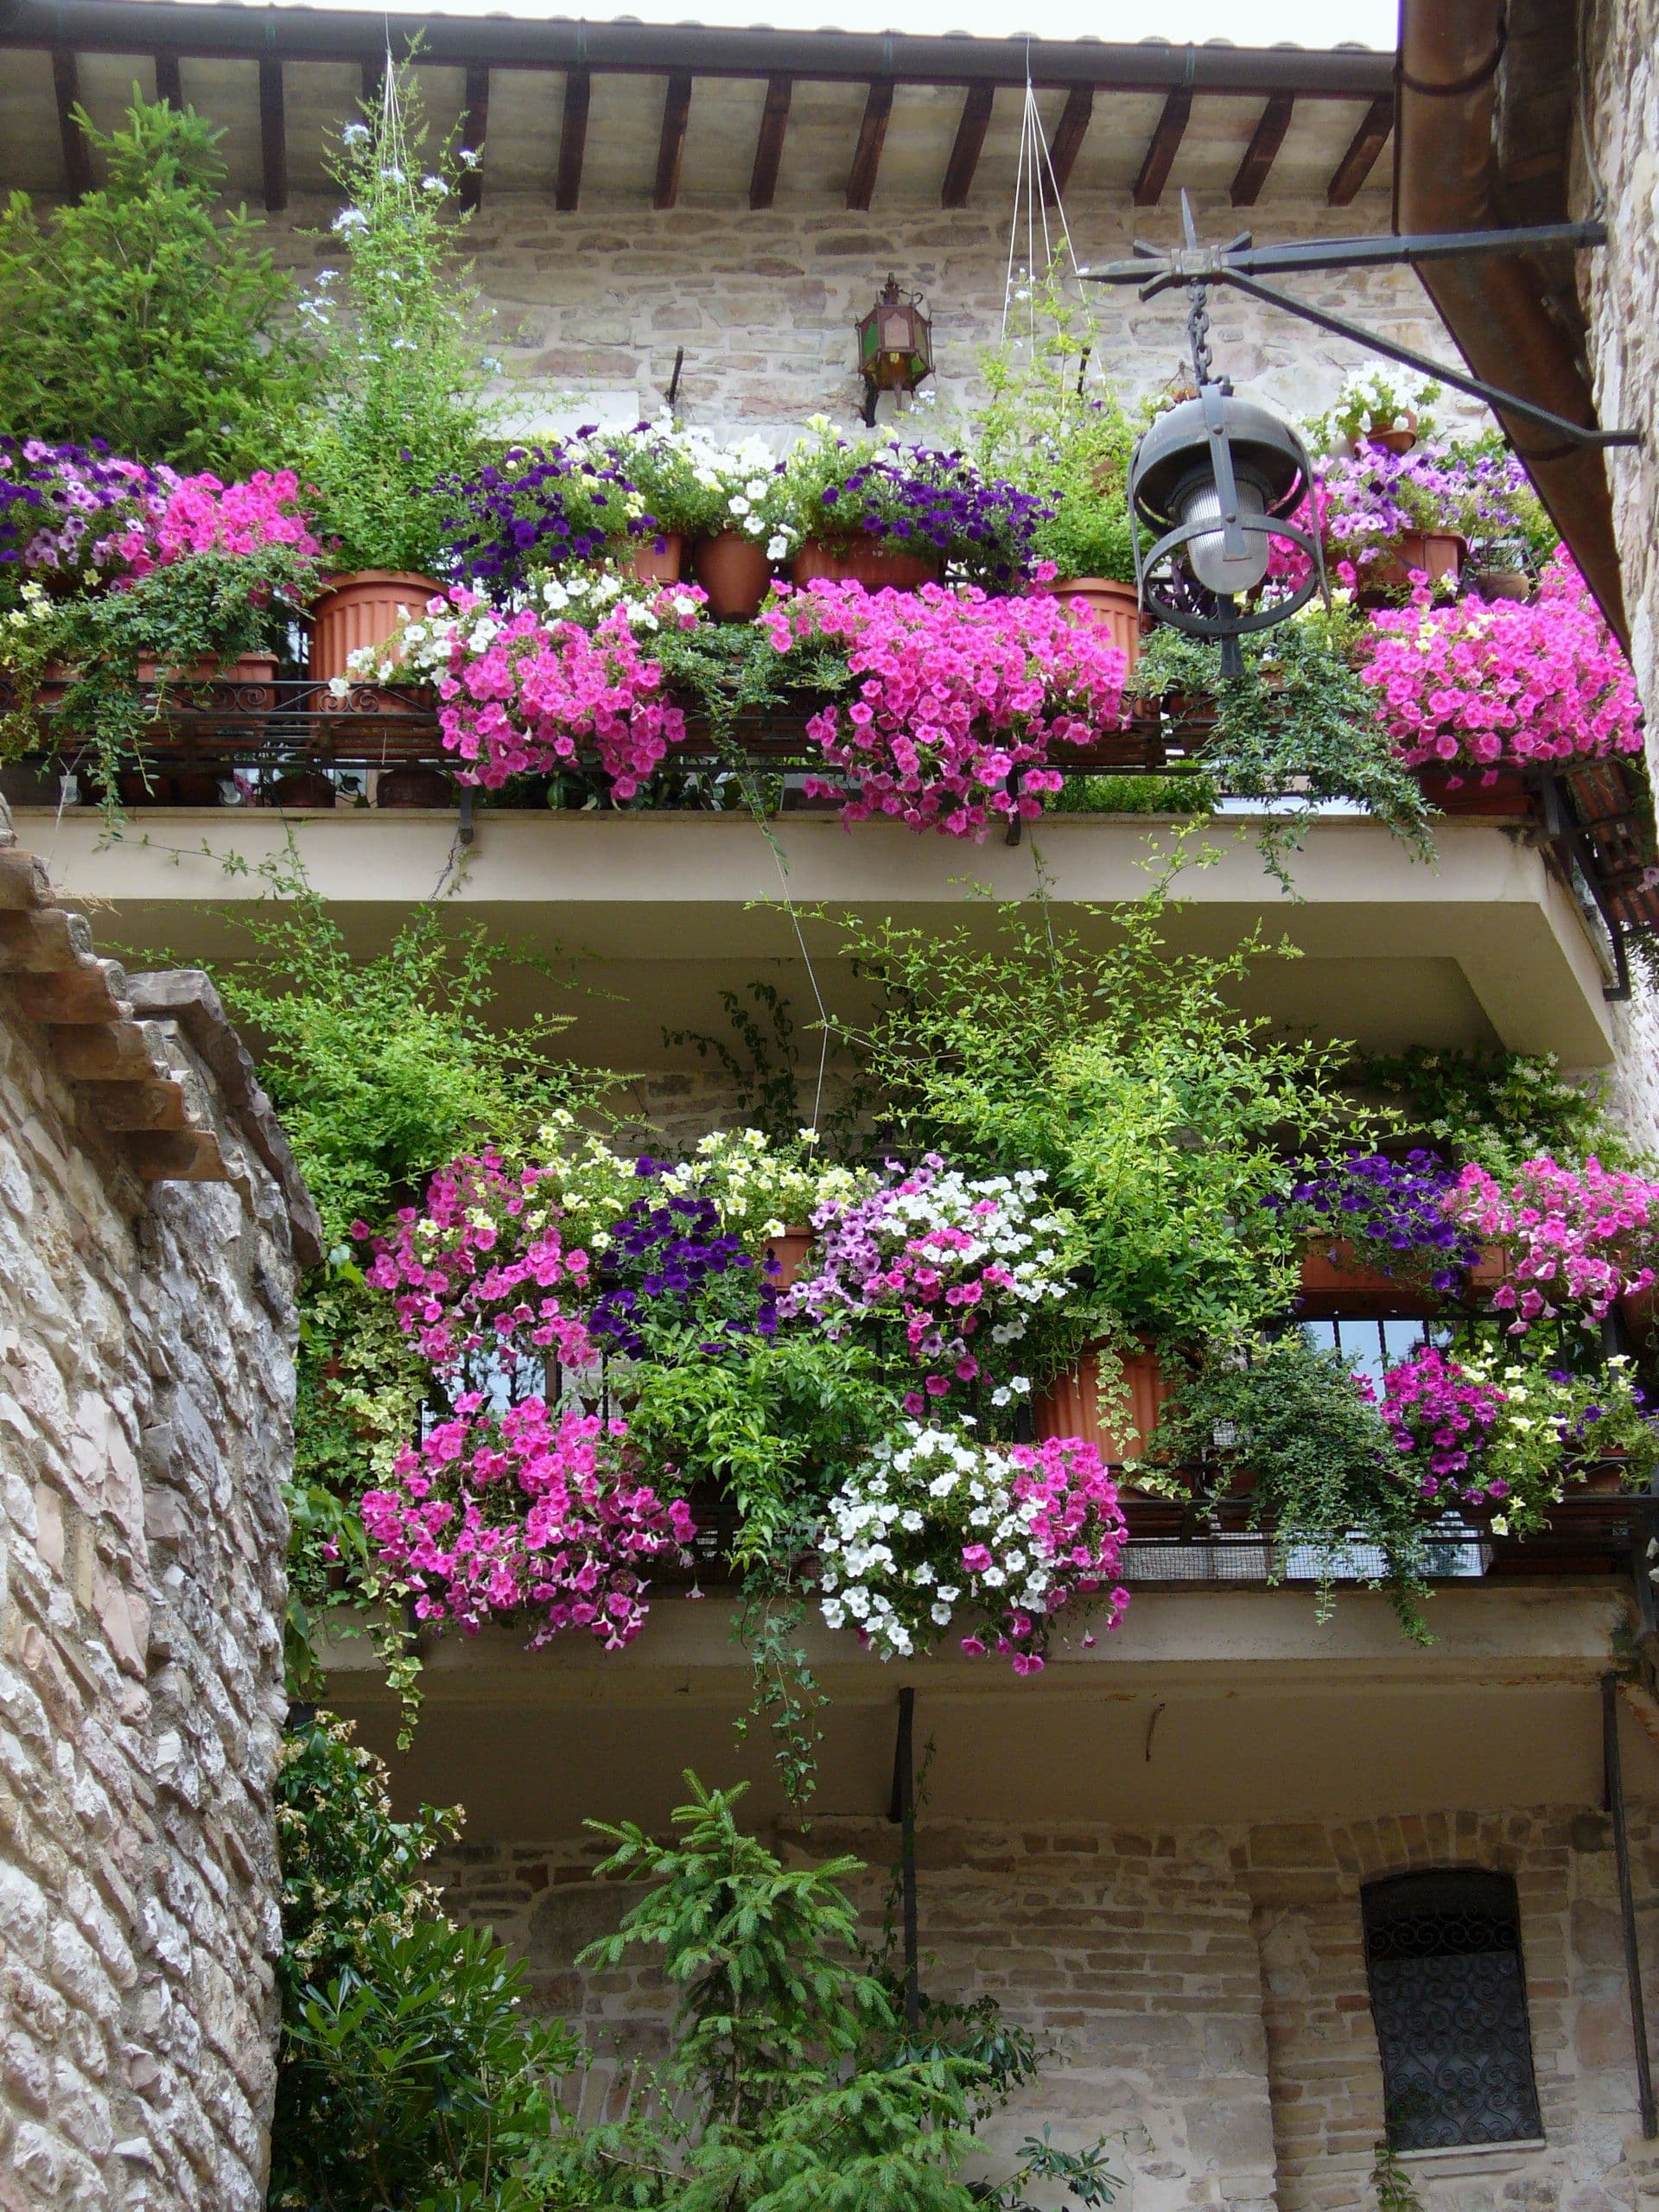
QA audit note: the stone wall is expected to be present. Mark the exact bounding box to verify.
[267,188,1483,446]
[436,1798,1659,2212]
[0,856,312,2210]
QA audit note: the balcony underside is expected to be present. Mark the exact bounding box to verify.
[324,1578,1654,1838]
[46,808,1617,1066]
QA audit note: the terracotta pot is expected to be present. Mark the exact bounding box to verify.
[1034,1337,1173,1465]
[791,541,942,592]
[137,652,281,699]
[1362,425,1418,457]
[1042,576,1144,674]
[270,769,336,810]
[308,570,442,683]
[1619,1283,1656,1351]
[1296,1238,1508,1318]
[1357,531,1467,606]
[376,766,454,810]
[620,533,683,588]
[118,768,225,807]
[692,531,773,620]
[760,1227,815,1290]
[1416,769,1534,817]
[1475,569,1532,604]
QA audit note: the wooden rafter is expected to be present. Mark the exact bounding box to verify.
[654,71,693,209]
[153,49,181,106]
[1230,92,1294,206]
[556,67,590,212]
[50,48,91,198]
[1042,86,1093,207]
[941,82,994,207]
[459,64,488,212]
[1132,87,1191,206]
[749,73,791,209]
[846,78,893,210]
[257,58,287,212]
[1327,92,1394,206]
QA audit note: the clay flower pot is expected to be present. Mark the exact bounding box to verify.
[137,652,281,701]
[376,766,454,809]
[692,531,773,620]
[620,533,684,588]
[791,540,941,592]
[308,570,442,684]
[270,768,337,810]
[1296,1238,1510,1318]
[1034,1337,1172,1465]
[1362,423,1418,457]
[760,1227,816,1290]
[1357,531,1467,607]
[1040,576,1145,674]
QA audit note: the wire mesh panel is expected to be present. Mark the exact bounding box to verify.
[1363,1871,1543,2149]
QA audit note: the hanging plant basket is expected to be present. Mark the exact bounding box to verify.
[791,540,942,592]
[1039,576,1145,674]
[691,531,773,620]
[308,570,442,684]
[1034,1335,1173,1466]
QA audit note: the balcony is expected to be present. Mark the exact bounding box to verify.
[15,680,1639,1070]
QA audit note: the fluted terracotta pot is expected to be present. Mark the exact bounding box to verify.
[1041,576,1144,673]
[1034,1337,1172,1465]
[791,541,941,592]
[308,570,441,683]
[692,532,773,620]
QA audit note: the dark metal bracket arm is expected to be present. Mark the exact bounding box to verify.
[1083,215,1641,451]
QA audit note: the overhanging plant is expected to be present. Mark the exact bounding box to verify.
[1267,1148,1483,1296]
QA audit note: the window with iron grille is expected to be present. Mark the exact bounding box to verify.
[1363,1870,1543,2149]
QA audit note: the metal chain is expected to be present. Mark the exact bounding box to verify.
[1185,280,1215,386]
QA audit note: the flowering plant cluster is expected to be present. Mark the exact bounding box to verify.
[783,420,1051,588]
[679,430,798,563]
[1308,365,1442,452]
[586,1175,777,1358]
[1316,439,1541,576]
[782,1155,1077,1415]
[440,435,640,592]
[361,1398,694,1645]
[408,582,698,794]
[1378,1344,1659,1531]
[763,580,1128,836]
[816,1423,1128,1668]
[1444,1153,1659,1331]
[1268,1149,1482,1294]
[652,1126,866,1244]
[1357,555,1641,775]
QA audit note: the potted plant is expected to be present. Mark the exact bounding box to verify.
[782,421,1046,593]
[1267,1149,1497,1313]
[683,434,798,619]
[439,435,647,602]
[1308,365,1443,461]
[1443,1150,1659,1334]
[1356,552,1642,797]
[1317,438,1544,607]
[300,63,495,679]
[1033,1332,1173,1466]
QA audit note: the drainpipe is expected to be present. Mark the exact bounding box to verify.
[1394,0,1629,642]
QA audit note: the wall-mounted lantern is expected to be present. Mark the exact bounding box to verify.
[856,275,933,423]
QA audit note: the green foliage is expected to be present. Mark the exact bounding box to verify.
[974,271,1141,583]
[0,545,315,792]
[1047,772,1217,817]
[1128,606,1433,891]
[0,93,318,471]
[831,873,1366,1352]
[1145,1332,1433,1637]
[270,1717,575,2212]
[1356,1047,1640,1182]
[543,1777,1117,2211]
[300,60,495,572]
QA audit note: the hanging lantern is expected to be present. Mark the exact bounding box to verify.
[857,275,934,400]
[1128,385,1325,664]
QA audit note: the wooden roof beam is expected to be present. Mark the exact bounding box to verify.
[846,77,893,211]
[51,48,91,197]
[654,70,693,209]
[556,66,589,213]
[1042,85,1094,206]
[941,81,993,207]
[458,63,488,212]
[257,57,287,212]
[1230,92,1294,206]
[1132,87,1190,206]
[749,73,791,209]
[1328,92,1394,206]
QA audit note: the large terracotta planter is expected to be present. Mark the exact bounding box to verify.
[308,571,441,683]
[1357,531,1466,606]
[38,652,279,708]
[791,541,942,592]
[1035,1337,1173,1465]
[1041,576,1144,674]
[270,768,336,810]
[376,766,454,810]
[620,533,684,588]
[1296,1238,1508,1317]
[692,531,773,620]
[1417,770,1534,817]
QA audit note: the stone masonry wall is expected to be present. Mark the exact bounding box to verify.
[0,934,303,2206]
[437,1800,1659,2212]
